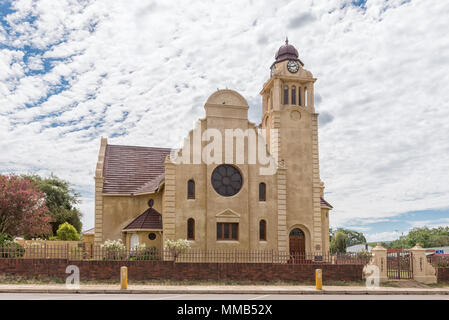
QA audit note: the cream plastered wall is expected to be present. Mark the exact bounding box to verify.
[96,60,331,254]
[261,60,326,254]
[166,90,279,250]
[101,192,163,243]
[124,231,162,250]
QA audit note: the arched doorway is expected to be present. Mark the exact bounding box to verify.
[289,228,306,260]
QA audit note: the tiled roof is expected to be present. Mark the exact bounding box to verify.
[320,197,333,209]
[123,207,163,230]
[102,145,172,194]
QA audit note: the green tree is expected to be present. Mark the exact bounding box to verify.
[0,175,52,238]
[384,227,449,249]
[22,174,83,235]
[54,222,80,241]
[330,228,367,247]
[330,231,347,253]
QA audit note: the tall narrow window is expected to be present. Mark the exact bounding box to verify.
[259,220,266,241]
[304,87,308,107]
[298,89,302,106]
[187,179,195,199]
[283,86,289,105]
[187,218,195,240]
[291,86,296,105]
[259,182,266,201]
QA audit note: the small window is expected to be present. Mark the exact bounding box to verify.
[217,223,238,240]
[304,87,308,107]
[291,86,296,105]
[283,86,289,105]
[298,89,302,106]
[187,179,195,199]
[259,220,266,241]
[187,218,195,240]
[259,182,266,201]
[148,233,156,240]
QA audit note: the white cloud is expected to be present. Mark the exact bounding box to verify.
[365,230,401,243]
[0,0,449,231]
[408,218,449,229]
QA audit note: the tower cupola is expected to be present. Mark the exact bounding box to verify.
[272,38,304,67]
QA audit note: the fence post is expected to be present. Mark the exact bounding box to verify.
[364,244,388,283]
[410,244,436,284]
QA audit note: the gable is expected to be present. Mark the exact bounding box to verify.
[215,208,240,222]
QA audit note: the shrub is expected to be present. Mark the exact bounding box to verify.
[55,222,80,241]
[165,239,191,262]
[101,239,126,260]
[0,233,13,244]
[1,240,25,258]
[135,245,159,261]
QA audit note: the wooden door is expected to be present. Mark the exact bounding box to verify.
[289,228,305,260]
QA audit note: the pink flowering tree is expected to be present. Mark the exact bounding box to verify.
[0,175,52,238]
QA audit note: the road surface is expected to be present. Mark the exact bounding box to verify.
[0,293,448,300]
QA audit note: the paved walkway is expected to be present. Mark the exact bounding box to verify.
[0,283,448,295]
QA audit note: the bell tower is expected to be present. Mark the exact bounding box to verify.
[260,39,326,255]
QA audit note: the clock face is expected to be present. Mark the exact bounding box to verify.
[287,60,299,73]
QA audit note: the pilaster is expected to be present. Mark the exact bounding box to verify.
[311,114,322,253]
[276,167,288,252]
[163,156,177,244]
[94,137,107,245]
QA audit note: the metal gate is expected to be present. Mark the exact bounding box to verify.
[387,251,413,279]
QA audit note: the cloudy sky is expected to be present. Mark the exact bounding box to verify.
[1,0,448,242]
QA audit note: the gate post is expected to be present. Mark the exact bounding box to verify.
[364,244,387,283]
[410,244,436,284]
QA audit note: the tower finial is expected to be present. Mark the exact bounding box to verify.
[285,37,289,45]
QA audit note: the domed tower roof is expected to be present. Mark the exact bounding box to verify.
[271,38,304,68]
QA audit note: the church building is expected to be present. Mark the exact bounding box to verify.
[93,40,333,256]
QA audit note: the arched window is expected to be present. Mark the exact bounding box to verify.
[283,86,289,105]
[187,218,195,240]
[304,87,308,107]
[187,179,195,199]
[291,86,296,105]
[298,88,302,106]
[259,220,266,241]
[259,182,266,201]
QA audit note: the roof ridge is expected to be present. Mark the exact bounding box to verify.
[107,144,172,150]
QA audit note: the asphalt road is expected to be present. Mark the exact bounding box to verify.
[0,293,448,300]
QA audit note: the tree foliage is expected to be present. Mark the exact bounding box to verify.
[54,222,80,241]
[0,175,52,237]
[22,174,83,235]
[330,231,347,253]
[386,227,449,248]
[330,227,367,247]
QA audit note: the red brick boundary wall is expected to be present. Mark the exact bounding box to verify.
[437,268,449,283]
[0,259,363,282]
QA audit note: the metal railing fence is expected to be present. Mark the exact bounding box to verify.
[0,244,371,265]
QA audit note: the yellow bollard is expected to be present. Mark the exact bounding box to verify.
[315,269,322,290]
[120,266,128,290]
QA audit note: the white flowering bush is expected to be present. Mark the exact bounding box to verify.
[165,239,191,262]
[101,239,126,250]
[133,243,146,251]
[101,239,126,260]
